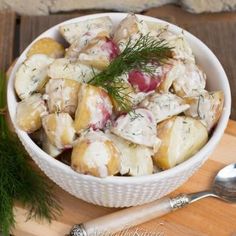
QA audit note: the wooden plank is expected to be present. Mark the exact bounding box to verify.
[11,120,236,236]
[144,4,236,24]
[19,14,85,53]
[0,11,15,72]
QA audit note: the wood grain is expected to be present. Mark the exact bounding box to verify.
[0,11,15,72]
[11,121,236,236]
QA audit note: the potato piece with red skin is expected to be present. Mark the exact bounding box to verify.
[74,84,113,134]
[69,36,119,70]
[128,69,161,93]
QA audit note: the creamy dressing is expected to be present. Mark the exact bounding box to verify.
[48,58,100,83]
[106,132,153,176]
[140,93,190,123]
[111,108,161,150]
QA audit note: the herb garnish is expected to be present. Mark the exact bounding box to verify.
[0,72,61,235]
[89,34,173,112]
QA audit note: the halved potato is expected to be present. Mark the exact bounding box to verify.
[66,36,119,70]
[111,108,161,152]
[184,91,224,131]
[42,113,76,149]
[47,58,100,83]
[107,132,153,176]
[27,38,64,58]
[71,131,120,177]
[45,78,80,116]
[59,16,112,44]
[16,93,48,133]
[140,93,190,123]
[153,116,208,169]
[74,84,113,133]
[15,54,54,100]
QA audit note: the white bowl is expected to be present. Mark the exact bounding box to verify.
[7,13,231,207]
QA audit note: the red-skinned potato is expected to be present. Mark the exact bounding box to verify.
[74,84,113,134]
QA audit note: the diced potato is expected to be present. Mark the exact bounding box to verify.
[45,78,80,116]
[27,38,64,58]
[42,113,76,149]
[47,58,100,83]
[140,93,190,123]
[107,132,153,176]
[15,54,54,100]
[158,29,195,63]
[153,116,208,169]
[111,108,161,152]
[66,36,119,70]
[59,16,113,44]
[158,61,206,97]
[74,84,113,133]
[16,93,48,133]
[71,131,120,177]
[113,13,149,51]
[184,91,224,131]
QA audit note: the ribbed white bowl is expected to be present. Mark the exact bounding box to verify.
[7,13,231,208]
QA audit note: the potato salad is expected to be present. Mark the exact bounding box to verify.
[15,14,224,177]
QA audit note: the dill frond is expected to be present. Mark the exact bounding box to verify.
[0,72,61,236]
[89,34,173,111]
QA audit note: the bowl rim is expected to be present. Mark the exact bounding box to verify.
[7,12,231,184]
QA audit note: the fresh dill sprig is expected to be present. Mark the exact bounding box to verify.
[89,34,173,111]
[0,71,61,236]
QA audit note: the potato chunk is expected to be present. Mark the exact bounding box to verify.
[66,36,119,70]
[107,132,153,176]
[71,131,120,177]
[74,84,113,134]
[47,58,100,83]
[45,78,80,116]
[27,38,64,58]
[140,93,189,123]
[59,16,112,44]
[15,54,54,100]
[184,91,224,131]
[42,113,76,149]
[16,93,48,133]
[111,108,161,152]
[153,116,208,169]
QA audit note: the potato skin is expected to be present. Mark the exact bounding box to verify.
[153,116,208,170]
[74,84,112,134]
[27,38,64,58]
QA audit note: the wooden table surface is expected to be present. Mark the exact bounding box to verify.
[1,5,236,236]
